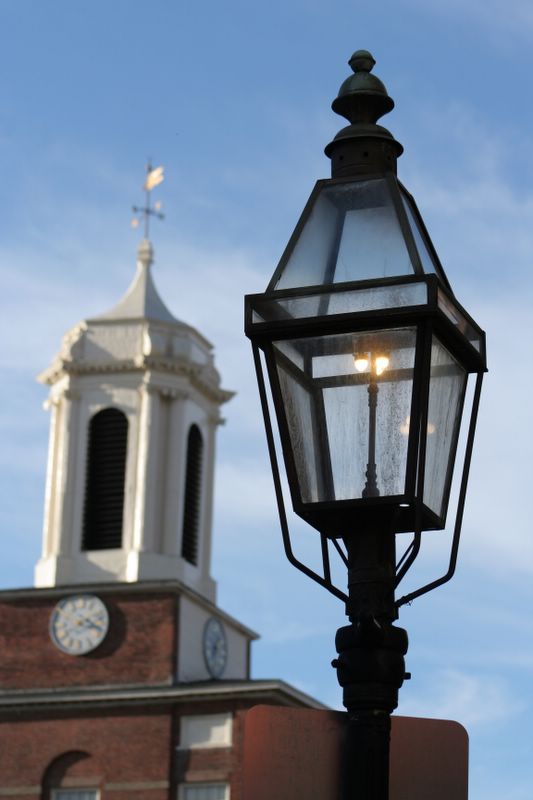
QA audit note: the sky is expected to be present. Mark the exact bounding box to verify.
[0,0,532,797]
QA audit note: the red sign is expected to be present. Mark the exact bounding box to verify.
[242,706,468,799]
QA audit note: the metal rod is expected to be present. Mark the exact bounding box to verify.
[332,536,349,568]
[363,380,379,498]
[395,531,421,587]
[321,533,332,585]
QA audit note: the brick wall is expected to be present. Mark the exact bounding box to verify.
[0,592,177,690]
[0,711,172,799]
[0,589,298,799]
[0,700,262,799]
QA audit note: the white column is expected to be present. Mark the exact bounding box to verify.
[132,381,162,553]
[57,389,81,556]
[41,395,60,558]
[199,408,222,582]
[45,388,80,558]
[162,390,187,557]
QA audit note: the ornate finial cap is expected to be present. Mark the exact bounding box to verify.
[349,50,375,72]
[325,50,403,177]
[332,49,394,125]
[137,238,154,269]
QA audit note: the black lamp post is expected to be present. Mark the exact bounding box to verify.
[245,50,486,799]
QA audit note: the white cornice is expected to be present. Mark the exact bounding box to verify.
[37,357,234,405]
[0,679,327,713]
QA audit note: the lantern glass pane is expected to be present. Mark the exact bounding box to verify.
[252,282,427,323]
[273,327,417,504]
[277,353,321,503]
[274,180,415,290]
[423,338,467,517]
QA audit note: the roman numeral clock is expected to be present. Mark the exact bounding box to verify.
[49,594,110,656]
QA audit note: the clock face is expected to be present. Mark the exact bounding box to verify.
[49,594,110,656]
[203,617,228,679]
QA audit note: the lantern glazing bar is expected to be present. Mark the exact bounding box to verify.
[403,322,430,500]
[385,172,426,277]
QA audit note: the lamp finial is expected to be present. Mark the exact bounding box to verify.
[348,49,376,73]
[325,50,403,177]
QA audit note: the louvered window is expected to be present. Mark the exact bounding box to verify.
[181,425,203,565]
[82,408,128,551]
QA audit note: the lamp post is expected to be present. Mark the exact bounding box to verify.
[245,50,486,799]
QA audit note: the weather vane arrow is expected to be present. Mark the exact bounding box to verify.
[131,160,165,239]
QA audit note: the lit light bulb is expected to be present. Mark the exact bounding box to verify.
[375,355,390,376]
[427,422,436,435]
[131,218,140,229]
[154,200,162,211]
[354,353,369,372]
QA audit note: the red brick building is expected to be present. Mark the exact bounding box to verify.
[0,232,321,800]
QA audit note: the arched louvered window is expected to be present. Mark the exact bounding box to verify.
[82,408,128,551]
[181,424,203,566]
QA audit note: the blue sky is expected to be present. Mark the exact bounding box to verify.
[1,1,533,797]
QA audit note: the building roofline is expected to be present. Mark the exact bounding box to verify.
[0,679,327,715]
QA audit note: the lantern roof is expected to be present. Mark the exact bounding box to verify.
[268,176,452,293]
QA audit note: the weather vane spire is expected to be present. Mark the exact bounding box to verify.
[131,160,165,239]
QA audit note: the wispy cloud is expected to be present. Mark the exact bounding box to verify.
[402,105,533,297]
[399,669,525,728]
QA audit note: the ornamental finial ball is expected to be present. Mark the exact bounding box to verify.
[331,49,394,125]
[349,50,376,73]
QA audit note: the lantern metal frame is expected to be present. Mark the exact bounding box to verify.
[246,244,486,609]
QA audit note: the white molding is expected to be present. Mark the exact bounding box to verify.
[180,713,233,749]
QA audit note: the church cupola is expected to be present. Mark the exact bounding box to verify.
[34,230,233,602]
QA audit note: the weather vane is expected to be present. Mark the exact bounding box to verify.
[131,160,165,239]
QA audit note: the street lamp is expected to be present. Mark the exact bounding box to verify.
[245,50,486,799]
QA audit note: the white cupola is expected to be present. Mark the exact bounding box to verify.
[34,238,233,602]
